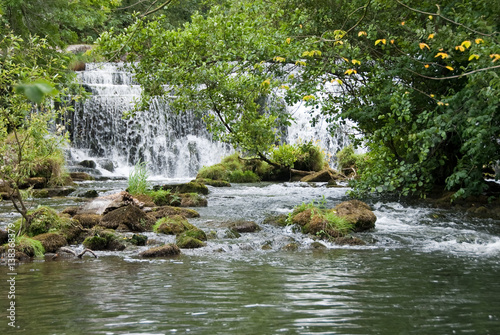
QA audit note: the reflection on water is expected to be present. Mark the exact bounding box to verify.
[3,250,500,334]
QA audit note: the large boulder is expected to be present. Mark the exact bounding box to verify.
[334,200,376,232]
[100,205,153,232]
[77,191,144,216]
[73,214,101,228]
[139,244,181,257]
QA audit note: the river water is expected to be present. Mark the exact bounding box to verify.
[1,180,499,334]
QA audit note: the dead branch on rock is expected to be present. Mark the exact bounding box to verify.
[59,247,98,258]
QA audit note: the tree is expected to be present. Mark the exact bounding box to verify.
[282,0,500,198]
[0,28,77,234]
[97,0,299,166]
[97,0,500,198]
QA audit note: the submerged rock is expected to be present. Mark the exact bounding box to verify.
[226,220,261,233]
[334,200,376,232]
[32,187,76,198]
[139,244,181,257]
[261,214,288,227]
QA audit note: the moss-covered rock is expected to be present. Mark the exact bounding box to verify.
[19,177,47,189]
[24,206,75,237]
[73,214,101,228]
[223,220,261,233]
[334,200,376,232]
[223,228,241,239]
[82,228,125,251]
[193,178,231,187]
[100,205,153,232]
[332,236,366,246]
[183,228,207,241]
[32,233,67,253]
[149,206,200,220]
[262,214,288,227]
[139,244,181,257]
[180,193,208,207]
[69,172,94,181]
[176,234,206,248]
[32,187,76,198]
[0,229,8,245]
[13,236,45,257]
[157,182,209,195]
[130,234,148,246]
[60,206,79,217]
[153,215,193,235]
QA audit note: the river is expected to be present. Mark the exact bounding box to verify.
[1,180,499,334]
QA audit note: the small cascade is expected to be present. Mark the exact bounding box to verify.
[70,63,232,177]
[70,63,354,177]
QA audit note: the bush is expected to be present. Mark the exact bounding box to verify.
[270,140,326,171]
[229,170,260,183]
[149,189,175,206]
[336,145,366,176]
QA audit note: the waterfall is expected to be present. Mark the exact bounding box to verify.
[69,63,353,177]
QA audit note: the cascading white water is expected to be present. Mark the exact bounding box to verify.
[70,63,353,177]
[71,63,233,177]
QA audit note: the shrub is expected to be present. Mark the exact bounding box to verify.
[149,189,173,206]
[228,170,260,183]
[128,161,149,195]
[336,145,366,175]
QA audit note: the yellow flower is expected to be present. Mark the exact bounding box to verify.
[428,34,435,39]
[419,43,430,50]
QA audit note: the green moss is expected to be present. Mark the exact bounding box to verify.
[82,228,121,250]
[24,206,74,237]
[194,178,231,187]
[83,235,108,250]
[228,170,260,183]
[183,228,207,241]
[176,234,206,248]
[197,164,229,181]
[153,215,191,235]
[149,189,173,206]
[15,236,45,257]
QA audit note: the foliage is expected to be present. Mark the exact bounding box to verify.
[336,145,367,177]
[269,140,326,171]
[282,0,500,198]
[128,161,149,195]
[149,189,175,206]
[97,0,296,161]
[228,170,260,183]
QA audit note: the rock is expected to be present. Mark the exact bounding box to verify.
[32,187,76,198]
[300,168,345,183]
[332,236,366,246]
[149,206,200,220]
[0,229,8,245]
[193,178,231,187]
[19,177,47,189]
[78,190,99,198]
[227,220,261,233]
[334,200,376,232]
[73,214,101,228]
[139,244,181,257]
[310,241,327,249]
[282,242,299,251]
[32,233,67,253]
[100,205,153,232]
[78,160,96,169]
[176,234,206,248]
[157,182,209,195]
[69,172,94,181]
[60,206,80,217]
[77,191,142,215]
[0,180,12,193]
[98,159,115,172]
[130,234,148,246]
[182,228,207,241]
[261,214,288,227]
[82,228,125,251]
[66,44,94,54]
[154,215,194,235]
[180,193,208,207]
[223,228,241,239]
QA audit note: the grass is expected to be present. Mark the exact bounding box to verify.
[128,161,149,195]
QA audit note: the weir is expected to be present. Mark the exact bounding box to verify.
[68,63,352,177]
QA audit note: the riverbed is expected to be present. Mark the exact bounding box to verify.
[1,180,499,334]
